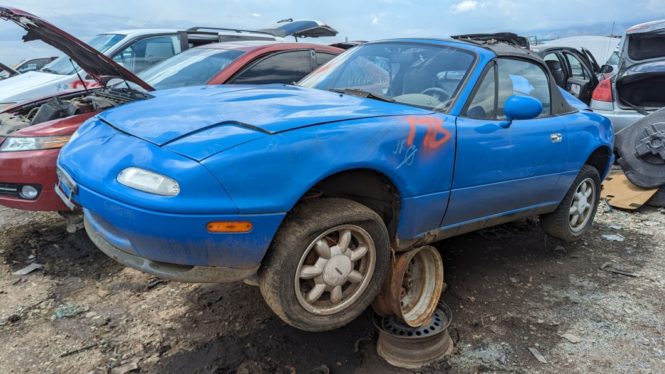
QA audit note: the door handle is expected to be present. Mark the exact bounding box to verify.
[550,133,563,143]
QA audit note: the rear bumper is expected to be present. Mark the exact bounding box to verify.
[0,148,68,211]
[85,217,259,283]
[591,104,645,133]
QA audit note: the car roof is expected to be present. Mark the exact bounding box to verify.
[105,29,179,37]
[193,40,342,53]
[627,19,665,34]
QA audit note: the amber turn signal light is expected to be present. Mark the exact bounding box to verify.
[207,221,253,233]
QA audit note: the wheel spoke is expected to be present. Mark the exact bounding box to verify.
[306,283,326,303]
[330,285,343,304]
[569,204,578,215]
[315,240,332,259]
[571,213,580,226]
[584,187,593,199]
[338,229,352,253]
[349,245,368,262]
[348,270,363,283]
[300,265,323,279]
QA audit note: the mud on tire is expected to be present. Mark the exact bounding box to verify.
[258,198,391,332]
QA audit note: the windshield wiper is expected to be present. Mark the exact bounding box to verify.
[328,88,395,103]
[40,67,61,74]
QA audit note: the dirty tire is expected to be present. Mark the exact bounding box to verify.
[647,186,665,207]
[258,198,390,332]
[541,165,601,242]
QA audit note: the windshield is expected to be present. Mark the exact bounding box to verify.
[299,42,475,111]
[40,33,125,75]
[139,47,244,90]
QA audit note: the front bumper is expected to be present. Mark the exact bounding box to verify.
[0,148,68,211]
[85,217,259,283]
[74,181,285,271]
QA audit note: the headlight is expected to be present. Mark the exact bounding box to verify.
[117,167,180,196]
[0,136,71,152]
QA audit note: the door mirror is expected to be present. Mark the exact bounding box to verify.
[503,95,543,121]
[600,64,614,74]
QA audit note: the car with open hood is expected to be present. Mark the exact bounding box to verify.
[0,6,337,109]
[57,38,613,332]
[0,7,342,214]
[591,19,665,131]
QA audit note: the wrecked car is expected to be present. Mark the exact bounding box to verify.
[57,38,613,332]
[0,7,342,212]
[0,7,337,109]
[591,19,665,131]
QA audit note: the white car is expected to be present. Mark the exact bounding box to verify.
[0,8,337,109]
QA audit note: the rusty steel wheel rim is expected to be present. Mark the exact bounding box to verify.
[294,224,376,316]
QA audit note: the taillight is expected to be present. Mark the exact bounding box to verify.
[592,78,613,103]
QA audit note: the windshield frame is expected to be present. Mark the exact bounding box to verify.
[299,40,478,114]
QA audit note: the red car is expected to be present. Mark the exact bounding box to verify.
[0,8,342,212]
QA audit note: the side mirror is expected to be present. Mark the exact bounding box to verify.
[501,95,543,127]
[600,64,614,74]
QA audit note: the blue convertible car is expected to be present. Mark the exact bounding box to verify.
[57,38,613,331]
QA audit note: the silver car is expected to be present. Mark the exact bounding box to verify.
[591,19,665,132]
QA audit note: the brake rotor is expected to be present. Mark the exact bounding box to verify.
[375,302,453,369]
[616,108,665,188]
[372,245,444,327]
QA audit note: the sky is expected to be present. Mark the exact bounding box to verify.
[1,0,664,64]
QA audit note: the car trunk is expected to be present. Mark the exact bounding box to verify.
[617,31,665,109]
[617,70,665,108]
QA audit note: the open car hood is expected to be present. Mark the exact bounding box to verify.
[260,19,338,38]
[0,6,153,91]
[452,32,530,49]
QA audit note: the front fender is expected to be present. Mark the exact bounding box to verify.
[201,114,457,220]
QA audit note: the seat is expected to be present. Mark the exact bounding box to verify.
[546,60,566,87]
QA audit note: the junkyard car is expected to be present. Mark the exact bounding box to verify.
[13,56,58,73]
[591,19,665,131]
[0,8,341,212]
[0,7,337,109]
[58,38,613,331]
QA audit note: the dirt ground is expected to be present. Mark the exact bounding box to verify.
[1,202,664,374]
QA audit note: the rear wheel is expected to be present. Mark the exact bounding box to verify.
[259,198,390,331]
[542,165,601,242]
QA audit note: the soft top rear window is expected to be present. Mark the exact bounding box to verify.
[628,33,665,61]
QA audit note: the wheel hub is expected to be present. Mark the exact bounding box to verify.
[323,255,353,286]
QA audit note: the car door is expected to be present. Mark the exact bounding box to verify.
[228,50,316,85]
[442,58,569,227]
[561,50,598,104]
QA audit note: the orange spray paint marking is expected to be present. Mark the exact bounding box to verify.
[406,116,451,152]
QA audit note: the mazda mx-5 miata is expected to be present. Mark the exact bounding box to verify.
[0,7,341,212]
[58,38,613,331]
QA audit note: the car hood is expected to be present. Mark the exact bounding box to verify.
[0,7,153,91]
[0,71,71,103]
[98,84,432,159]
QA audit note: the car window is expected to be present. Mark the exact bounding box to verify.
[41,34,125,75]
[139,48,244,90]
[627,34,665,61]
[113,35,182,74]
[563,52,589,79]
[497,58,551,118]
[606,51,619,65]
[466,65,496,120]
[316,52,337,67]
[230,50,313,85]
[299,42,476,112]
